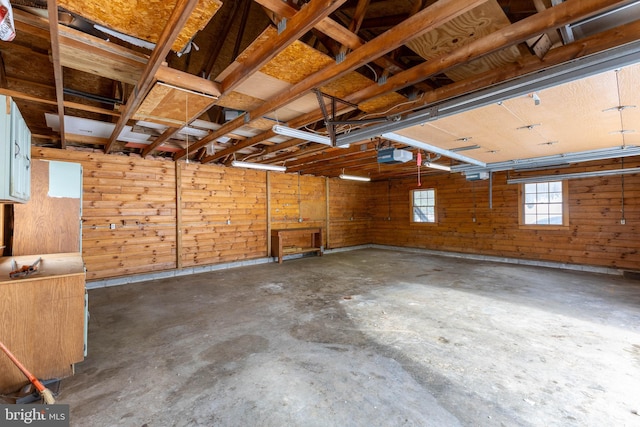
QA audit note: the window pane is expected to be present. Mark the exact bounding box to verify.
[522,181,564,226]
[412,189,436,223]
[549,181,562,192]
[549,192,562,203]
[549,204,562,214]
[549,215,562,224]
[536,192,549,203]
[537,216,550,224]
[536,204,549,215]
[426,207,435,221]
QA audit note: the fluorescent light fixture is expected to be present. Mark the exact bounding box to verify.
[231,160,286,172]
[424,162,451,172]
[339,173,371,182]
[272,125,332,146]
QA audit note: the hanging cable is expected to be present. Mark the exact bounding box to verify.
[621,157,626,224]
[185,92,189,163]
[387,179,391,220]
[297,172,302,222]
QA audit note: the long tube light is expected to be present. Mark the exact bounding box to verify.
[424,162,451,172]
[272,124,332,145]
[231,160,286,172]
[383,132,486,167]
[507,166,640,184]
[339,173,371,182]
[453,145,640,175]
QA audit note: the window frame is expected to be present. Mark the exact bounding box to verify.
[410,188,437,225]
[518,180,569,229]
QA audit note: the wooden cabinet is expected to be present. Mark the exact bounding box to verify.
[0,253,86,394]
[271,227,323,264]
[0,95,31,203]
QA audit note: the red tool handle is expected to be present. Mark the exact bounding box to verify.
[0,340,48,393]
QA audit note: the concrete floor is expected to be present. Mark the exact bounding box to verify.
[59,248,640,426]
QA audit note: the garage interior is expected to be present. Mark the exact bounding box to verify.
[0,0,639,425]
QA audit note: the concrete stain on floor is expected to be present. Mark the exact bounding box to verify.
[59,248,640,426]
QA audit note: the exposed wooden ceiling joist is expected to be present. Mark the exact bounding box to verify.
[344,0,628,109]
[221,0,347,94]
[175,0,486,160]
[47,0,66,148]
[104,0,201,153]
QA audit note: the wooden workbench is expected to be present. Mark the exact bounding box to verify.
[271,227,323,264]
[0,252,86,394]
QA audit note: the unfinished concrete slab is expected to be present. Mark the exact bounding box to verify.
[59,248,640,426]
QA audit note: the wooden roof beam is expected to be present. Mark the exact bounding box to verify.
[256,0,422,78]
[286,13,640,157]
[221,0,347,94]
[104,0,200,154]
[344,0,629,107]
[0,87,120,117]
[47,0,66,148]
[400,17,640,116]
[176,0,484,160]
[141,127,180,158]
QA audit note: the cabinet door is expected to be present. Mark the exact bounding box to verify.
[9,102,30,201]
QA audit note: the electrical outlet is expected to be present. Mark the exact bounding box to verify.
[109,223,116,230]
[620,218,626,225]
[226,219,231,225]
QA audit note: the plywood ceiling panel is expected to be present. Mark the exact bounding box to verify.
[134,82,218,126]
[406,0,523,81]
[58,0,222,52]
[215,91,265,112]
[396,67,637,164]
[234,72,292,103]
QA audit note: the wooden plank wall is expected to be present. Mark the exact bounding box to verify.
[32,148,638,278]
[328,179,372,248]
[369,158,640,271]
[31,148,370,280]
[33,148,177,280]
[269,173,327,248]
[179,163,267,266]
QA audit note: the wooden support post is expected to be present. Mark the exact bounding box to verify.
[325,177,330,250]
[266,171,272,258]
[175,161,183,269]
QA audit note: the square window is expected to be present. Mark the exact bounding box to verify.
[520,180,567,227]
[411,189,436,223]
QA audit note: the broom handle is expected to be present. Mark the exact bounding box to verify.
[0,340,47,393]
